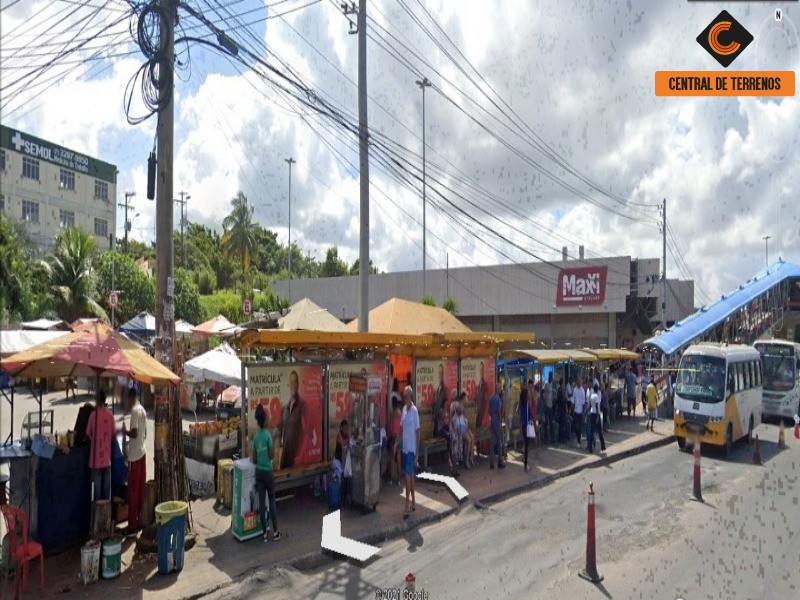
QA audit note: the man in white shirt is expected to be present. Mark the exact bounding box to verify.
[587,383,606,453]
[572,377,586,448]
[396,386,420,518]
[123,387,147,536]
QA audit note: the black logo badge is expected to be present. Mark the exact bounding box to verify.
[696,10,753,68]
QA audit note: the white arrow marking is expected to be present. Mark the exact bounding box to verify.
[417,472,469,501]
[321,510,380,562]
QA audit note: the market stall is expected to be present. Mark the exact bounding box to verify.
[0,326,178,553]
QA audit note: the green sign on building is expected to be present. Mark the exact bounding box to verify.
[1,124,117,184]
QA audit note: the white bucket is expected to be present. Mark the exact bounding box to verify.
[80,541,101,585]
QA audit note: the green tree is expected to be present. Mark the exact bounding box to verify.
[118,238,155,263]
[94,251,156,324]
[0,213,49,324]
[319,246,348,278]
[222,191,258,278]
[441,297,458,314]
[174,268,204,325]
[349,258,377,275]
[46,227,107,322]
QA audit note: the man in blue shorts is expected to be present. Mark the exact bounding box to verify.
[395,385,420,518]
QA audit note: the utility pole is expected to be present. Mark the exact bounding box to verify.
[118,191,136,253]
[416,76,431,296]
[661,199,667,331]
[174,191,190,268]
[762,235,771,267]
[284,157,295,301]
[341,1,370,331]
[154,0,183,506]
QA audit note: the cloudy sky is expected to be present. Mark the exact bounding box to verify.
[2,0,799,307]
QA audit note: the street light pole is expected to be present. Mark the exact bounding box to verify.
[174,191,190,268]
[415,76,431,297]
[762,235,771,268]
[285,157,296,302]
[119,191,136,253]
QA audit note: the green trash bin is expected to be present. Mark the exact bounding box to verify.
[155,501,188,575]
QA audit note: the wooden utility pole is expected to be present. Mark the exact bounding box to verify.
[154,0,186,506]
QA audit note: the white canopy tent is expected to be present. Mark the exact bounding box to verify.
[0,330,69,357]
[182,343,241,386]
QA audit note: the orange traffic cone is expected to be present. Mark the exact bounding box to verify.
[691,438,703,502]
[752,434,762,465]
[778,421,786,448]
[578,482,604,583]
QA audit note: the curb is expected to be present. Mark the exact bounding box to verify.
[179,432,675,598]
[478,433,676,506]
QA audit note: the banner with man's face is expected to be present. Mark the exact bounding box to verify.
[414,359,458,411]
[327,361,387,460]
[246,364,324,471]
[460,358,496,429]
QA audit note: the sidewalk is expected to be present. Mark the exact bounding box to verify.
[39,413,674,599]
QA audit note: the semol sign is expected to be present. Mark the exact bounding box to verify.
[556,266,608,306]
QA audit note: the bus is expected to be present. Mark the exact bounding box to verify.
[673,344,762,455]
[754,340,800,421]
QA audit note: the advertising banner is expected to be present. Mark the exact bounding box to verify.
[460,358,496,430]
[556,266,608,307]
[414,359,459,412]
[246,364,324,471]
[327,361,387,460]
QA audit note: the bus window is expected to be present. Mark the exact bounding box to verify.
[745,362,753,389]
[756,361,761,386]
[736,363,744,392]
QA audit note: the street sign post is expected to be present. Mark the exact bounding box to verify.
[108,291,119,308]
[242,298,252,316]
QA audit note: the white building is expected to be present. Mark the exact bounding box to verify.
[273,255,695,349]
[0,124,117,254]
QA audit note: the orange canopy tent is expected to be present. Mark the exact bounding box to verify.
[0,326,179,385]
[193,315,236,338]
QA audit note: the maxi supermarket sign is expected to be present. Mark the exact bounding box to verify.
[0,125,117,183]
[556,266,608,307]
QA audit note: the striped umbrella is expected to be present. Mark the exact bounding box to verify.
[0,325,179,385]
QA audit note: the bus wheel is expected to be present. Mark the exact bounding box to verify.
[746,415,754,444]
[725,424,733,457]
[677,436,686,451]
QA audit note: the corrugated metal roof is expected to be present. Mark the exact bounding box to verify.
[642,260,800,356]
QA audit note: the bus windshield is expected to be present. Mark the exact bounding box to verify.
[676,355,726,403]
[762,355,796,392]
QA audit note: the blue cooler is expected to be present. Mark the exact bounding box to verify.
[155,501,188,575]
[327,476,341,511]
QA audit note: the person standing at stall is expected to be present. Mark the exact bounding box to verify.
[489,387,506,469]
[253,404,282,542]
[335,420,352,506]
[122,386,147,536]
[624,365,638,418]
[646,378,659,432]
[519,385,532,471]
[572,376,586,448]
[396,386,419,519]
[86,390,114,501]
[543,373,555,444]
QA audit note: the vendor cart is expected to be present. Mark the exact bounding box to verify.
[348,375,382,511]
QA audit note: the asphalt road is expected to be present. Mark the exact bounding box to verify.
[207,422,800,600]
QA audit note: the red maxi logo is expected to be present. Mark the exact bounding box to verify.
[556,266,608,307]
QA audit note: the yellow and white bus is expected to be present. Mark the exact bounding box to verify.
[674,344,762,455]
[754,340,800,421]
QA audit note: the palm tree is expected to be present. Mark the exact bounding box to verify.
[221,191,258,278]
[46,226,108,323]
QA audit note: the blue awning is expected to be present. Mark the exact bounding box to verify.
[642,260,800,356]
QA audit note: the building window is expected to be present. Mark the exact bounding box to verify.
[1,150,5,171]
[0,194,4,212]
[22,199,39,223]
[59,168,76,191]
[22,157,39,181]
[59,209,75,229]
[94,217,108,238]
[94,180,109,201]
